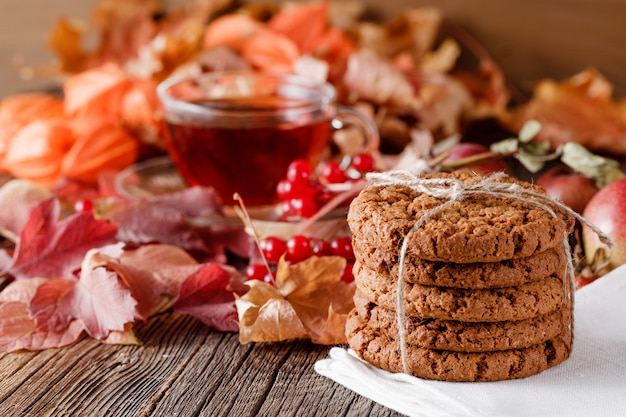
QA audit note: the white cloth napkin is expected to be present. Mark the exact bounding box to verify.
[315,264,626,417]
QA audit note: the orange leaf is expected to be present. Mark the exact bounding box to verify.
[61,121,138,183]
[202,14,264,51]
[315,26,356,59]
[267,2,328,54]
[242,30,300,74]
[502,68,626,156]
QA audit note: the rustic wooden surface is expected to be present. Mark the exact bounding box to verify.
[0,312,402,417]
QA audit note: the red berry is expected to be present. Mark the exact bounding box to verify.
[320,161,347,184]
[276,179,295,200]
[259,236,287,263]
[341,261,355,283]
[311,239,332,256]
[74,199,93,213]
[245,263,270,282]
[286,159,312,185]
[351,153,374,173]
[279,200,295,220]
[286,235,311,261]
[576,276,597,289]
[288,197,318,218]
[330,236,355,260]
[276,179,317,201]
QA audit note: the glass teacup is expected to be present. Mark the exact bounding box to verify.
[157,71,378,206]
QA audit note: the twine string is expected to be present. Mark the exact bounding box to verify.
[365,170,614,375]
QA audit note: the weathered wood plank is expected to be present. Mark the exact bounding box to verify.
[0,312,402,417]
[0,313,208,417]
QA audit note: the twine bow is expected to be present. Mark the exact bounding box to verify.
[365,170,614,375]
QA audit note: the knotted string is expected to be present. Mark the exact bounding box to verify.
[365,170,614,375]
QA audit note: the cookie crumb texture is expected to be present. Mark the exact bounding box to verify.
[354,263,565,322]
[346,321,572,382]
[350,291,570,352]
[352,240,567,289]
[346,172,574,381]
[347,172,575,263]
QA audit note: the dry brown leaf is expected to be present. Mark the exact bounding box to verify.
[354,7,443,61]
[237,293,310,343]
[236,255,355,345]
[47,18,87,73]
[501,68,626,156]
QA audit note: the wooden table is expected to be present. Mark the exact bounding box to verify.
[0,312,401,417]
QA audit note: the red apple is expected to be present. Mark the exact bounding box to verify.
[442,142,510,176]
[536,165,598,214]
[582,177,626,270]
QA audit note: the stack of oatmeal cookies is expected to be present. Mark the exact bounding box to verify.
[346,171,576,382]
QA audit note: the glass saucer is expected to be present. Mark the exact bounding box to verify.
[115,156,187,200]
[114,156,350,239]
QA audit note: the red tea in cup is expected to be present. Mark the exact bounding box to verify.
[157,71,376,206]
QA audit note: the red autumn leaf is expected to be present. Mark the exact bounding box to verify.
[71,266,137,338]
[0,251,11,275]
[114,186,250,262]
[28,278,76,332]
[29,265,137,340]
[0,301,84,352]
[0,278,47,304]
[0,180,52,242]
[6,198,118,280]
[114,244,204,319]
[173,263,248,333]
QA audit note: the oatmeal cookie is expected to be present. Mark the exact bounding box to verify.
[347,171,575,263]
[352,241,567,289]
[346,313,572,382]
[354,263,566,322]
[350,290,570,352]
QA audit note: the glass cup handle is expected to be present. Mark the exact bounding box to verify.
[331,106,380,156]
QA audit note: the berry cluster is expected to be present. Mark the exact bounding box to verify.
[276,153,374,220]
[245,235,356,283]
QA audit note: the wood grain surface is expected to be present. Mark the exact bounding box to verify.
[0,312,402,417]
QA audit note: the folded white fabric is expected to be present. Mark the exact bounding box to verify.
[315,264,626,417]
